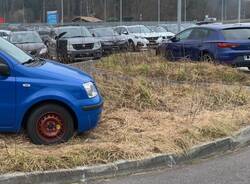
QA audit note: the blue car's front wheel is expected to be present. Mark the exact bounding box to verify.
[27,104,74,145]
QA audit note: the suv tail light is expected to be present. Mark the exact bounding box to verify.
[217,42,240,48]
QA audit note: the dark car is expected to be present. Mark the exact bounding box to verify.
[89,27,128,54]
[157,24,250,68]
[47,26,102,63]
[9,31,48,57]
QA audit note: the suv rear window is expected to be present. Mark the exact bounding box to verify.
[222,28,250,40]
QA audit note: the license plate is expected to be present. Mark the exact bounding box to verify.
[244,55,250,61]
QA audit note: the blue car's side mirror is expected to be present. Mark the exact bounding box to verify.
[0,63,10,76]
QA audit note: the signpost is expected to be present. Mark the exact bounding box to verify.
[47,11,59,25]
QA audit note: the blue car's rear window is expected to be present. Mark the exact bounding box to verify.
[222,28,250,40]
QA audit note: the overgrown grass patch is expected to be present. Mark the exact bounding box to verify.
[96,52,250,85]
[0,53,250,173]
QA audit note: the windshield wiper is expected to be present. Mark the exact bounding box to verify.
[71,36,84,38]
[22,57,43,65]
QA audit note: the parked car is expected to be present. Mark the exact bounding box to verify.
[0,30,11,40]
[126,25,166,48]
[9,31,48,57]
[157,24,250,68]
[148,26,175,40]
[114,25,149,51]
[90,27,128,54]
[0,37,103,145]
[47,26,102,62]
[160,24,185,34]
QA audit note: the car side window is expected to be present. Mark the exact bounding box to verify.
[114,27,121,34]
[50,30,57,39]
[188,28,214,40]
[120,27,126,34]
[0,57,10,75]
[176,29,193,41]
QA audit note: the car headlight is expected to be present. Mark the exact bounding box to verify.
[93,42,101,49]
[83,82,98,98]
[39,47,48,55]
[67,44,74,51]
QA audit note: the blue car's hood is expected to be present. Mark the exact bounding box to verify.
[17,60,93,84]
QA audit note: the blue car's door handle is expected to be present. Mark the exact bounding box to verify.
[22,83,31,88]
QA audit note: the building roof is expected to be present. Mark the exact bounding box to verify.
[72,16,102,23]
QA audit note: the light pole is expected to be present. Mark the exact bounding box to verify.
[104,0,107,22]
[221,0,224,23]
[120,0,123,25]
[184,0,187,22]
[177,0,182,32]
[158,0,161,24]
[43,0,46,23]
[238,0,241,23]
[61,0,64,24]
[23,0,25,23]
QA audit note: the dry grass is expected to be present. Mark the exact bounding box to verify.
[96,52,250,85]
[0,53,250,173]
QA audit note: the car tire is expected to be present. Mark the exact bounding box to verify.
[128,41,136,52]
[201,53,215,63]
[165,50,174,61]
[26,104,74,145]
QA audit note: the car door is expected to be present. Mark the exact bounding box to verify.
[182,28,205,60]
[167,28,193,59]
[0,57,15,128]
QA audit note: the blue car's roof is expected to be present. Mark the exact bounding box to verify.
[199,23,250,30]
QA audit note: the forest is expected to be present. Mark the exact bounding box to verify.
[0,0,248,23]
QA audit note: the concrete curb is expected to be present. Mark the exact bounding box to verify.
[1,127,250,184]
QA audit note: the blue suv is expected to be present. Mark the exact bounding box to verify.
[158,24,250,67]
[0,37,103,145]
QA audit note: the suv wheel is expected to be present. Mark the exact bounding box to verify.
[165,50,174,61]
[128,41,135,52]
[201,53,215,63]
[27,104,74,145]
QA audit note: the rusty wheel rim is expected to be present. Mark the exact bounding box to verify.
[37,112,66,142]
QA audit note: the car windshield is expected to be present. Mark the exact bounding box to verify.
[91,28,118,37]
[127,26,152,34]
[149,26,166,33]
[222,28,250,40]
[57,26,92,38]
[10,32,43,44]
[0,37,32,64]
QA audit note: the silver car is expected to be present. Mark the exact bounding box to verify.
[47,26,102,63]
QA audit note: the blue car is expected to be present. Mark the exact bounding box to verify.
[159,24,250,67]
[0,37,103,145]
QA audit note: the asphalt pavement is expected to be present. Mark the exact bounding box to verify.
[90,146,250,184]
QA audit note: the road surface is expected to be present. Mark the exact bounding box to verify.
[90,146,250,184]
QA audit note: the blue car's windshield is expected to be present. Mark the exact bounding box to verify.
[222,28,250,40]
[0,37,32,64]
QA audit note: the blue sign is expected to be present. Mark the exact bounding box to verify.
[47,11,58,25]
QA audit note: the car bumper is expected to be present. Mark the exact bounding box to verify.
[68,48,102,61]
[102,42,128,53]
[216,50,250,67]
[75,95,104,133]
